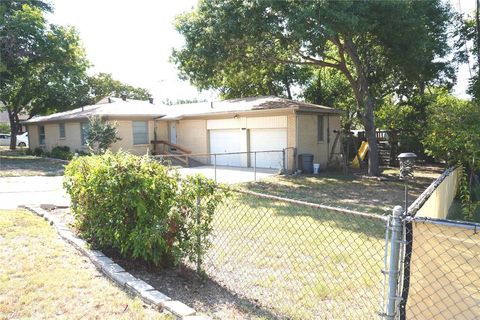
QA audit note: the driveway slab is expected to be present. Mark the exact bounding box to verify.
[178,165,278,184]
[0,176,68,209]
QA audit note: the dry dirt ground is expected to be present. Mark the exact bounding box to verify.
[239,165,443,215]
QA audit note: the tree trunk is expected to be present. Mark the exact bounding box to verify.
[7,109,17,150]
[362,96,380,176]
[341,37,381,176]
[284,76,292,99]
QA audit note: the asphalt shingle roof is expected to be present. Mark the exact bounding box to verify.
[23,96,341,124]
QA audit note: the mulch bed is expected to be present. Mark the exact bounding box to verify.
[46,206,278,320]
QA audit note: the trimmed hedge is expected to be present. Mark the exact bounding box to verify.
[63,151,225,267]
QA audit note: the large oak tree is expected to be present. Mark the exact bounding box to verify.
[172,0,454,176]
[0,1,90,149]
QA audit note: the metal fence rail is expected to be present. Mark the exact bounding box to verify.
[401,217,480,320]
[152,148,296,182]
[179,165,479,319]
[199,189,389,319]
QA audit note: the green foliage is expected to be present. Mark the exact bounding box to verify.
[457,165,480,221]
[301,68,358,129]
[172,0,455,176]
[85,116,121,154]
[84,73,151,104]
[457,15,479,100]
[0,123,10,133]
[422,90,480,167]
[32,147,43,157]
[0,2,90,148]
[63,151,226,267]
[50,146,73,160]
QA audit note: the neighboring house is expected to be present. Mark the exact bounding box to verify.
[23,96,342,171]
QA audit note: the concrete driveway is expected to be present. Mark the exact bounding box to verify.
[0,176,69,209]
[177,165,278,184]
[0,166,277,209]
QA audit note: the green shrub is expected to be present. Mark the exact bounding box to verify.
[50,146,73,160]
[63,151,225,267]
[0,123,10,134]
[32,147,44,157]
[74,149,90,157]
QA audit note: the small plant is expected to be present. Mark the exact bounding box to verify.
[0,123,10,134]
[86,115,121,154]
[63,151,226,267]
[32,147,44,157]
[458,164,480,221]
[50,146,73,160]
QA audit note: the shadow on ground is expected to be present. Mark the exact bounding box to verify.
[106,251,281,320]
[0,148,65,176]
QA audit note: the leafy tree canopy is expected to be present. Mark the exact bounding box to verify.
[172,0,455,175]
[0,2,90,148]
[423,89,480,169]
[84,73,151,104]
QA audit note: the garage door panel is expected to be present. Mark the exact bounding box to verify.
[249,129,287,169]
[209,129,242,167]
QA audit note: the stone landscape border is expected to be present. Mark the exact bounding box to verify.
[21,205,206,320]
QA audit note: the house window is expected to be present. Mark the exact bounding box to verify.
[80,122,90,145]
[133,121,148,145]
[39,126,46,145]
[59,123,66,139]
[317,115,324,142]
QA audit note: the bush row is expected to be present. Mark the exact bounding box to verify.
[63,151,226,267]
[30,146,89,160]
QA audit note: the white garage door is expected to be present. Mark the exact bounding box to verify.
[249,129,287,169]
[209,129,242,167]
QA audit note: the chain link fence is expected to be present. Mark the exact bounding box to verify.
[152,149,290,183]
[198,189,389,319]
[400,218,480,320]
[176,164,479,319]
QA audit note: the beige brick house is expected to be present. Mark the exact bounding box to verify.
[23,96,342,171]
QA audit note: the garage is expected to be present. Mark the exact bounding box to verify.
[209,129,242,167]
[249,129,287,169]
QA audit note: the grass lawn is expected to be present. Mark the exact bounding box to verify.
[202,192,388,319]
[0,147,65,177]
[240,166,442,214]
[0,209,171,320]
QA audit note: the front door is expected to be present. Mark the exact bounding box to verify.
[169,122,177,145]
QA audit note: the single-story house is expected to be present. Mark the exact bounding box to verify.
[23,96,342,171]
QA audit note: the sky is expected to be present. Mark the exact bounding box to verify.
[46,0,476,102]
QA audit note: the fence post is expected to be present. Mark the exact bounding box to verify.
[214,154,217,183]
[254,151,257,182]
[386,205,404,319]
[282,149,286,173]
[196,195,202,274]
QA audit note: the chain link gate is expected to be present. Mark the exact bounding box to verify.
[194,189,392,319]
[192,187,479,319]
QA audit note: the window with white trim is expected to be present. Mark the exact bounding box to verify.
[39,126,45,145]
[59,123,66,139]
[80,122,90,146]
[317,115,324,142]
[133,121,148,145]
